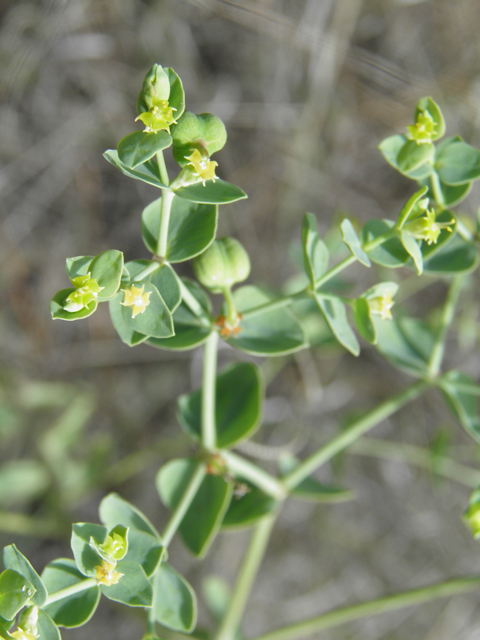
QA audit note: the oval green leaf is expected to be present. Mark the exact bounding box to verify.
[90,250,124,300]
[42,559,100,628]
[36,609,61,640]
[173,179,247,205]
[221,484,277,530]
[109,294,149,346]
[177,362,263,449]
[152,563,197,632]
[117,130,172,168]
[436,139,480,185]
[422,234,479,275]
[0,570,35,620]
[100,560,152,607]
[361,220,409,268]
[119,281,174,339]
[103,150,169,190]
[340,219,370,266]
[313,293,360,356]
[141,195,218,262]
[71,523,107,577]
[301,213,329,286]
[65,255,93,279]
[156,459,232,558]
[2,545,47,607]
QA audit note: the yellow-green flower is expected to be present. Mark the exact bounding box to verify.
[368,292,395,320]
[403,209,454,245]
[120,284,151,318]
[135,97,177,133]
[406,110,437,144]
[9,628,38,640]
[64,273,103,312]
[185,149,218,186]
[95,559,123,587]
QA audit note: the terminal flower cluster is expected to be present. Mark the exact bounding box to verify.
[64,273,103,312]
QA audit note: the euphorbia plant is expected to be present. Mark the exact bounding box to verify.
[3,65,480,640]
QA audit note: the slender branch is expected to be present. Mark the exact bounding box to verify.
[284,379,430,491]
[202,331,219,449]
[222,450,287,499]
[427,277,463,378]
[214,514,278,640]
[161,462,207,547]
[350,437,480,488]
[251,576,480,640]
[45,578,98,606]
[430,171,445,209]
[133,261,163,282]
[155,151,173,258]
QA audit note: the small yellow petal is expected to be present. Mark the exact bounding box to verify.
[120,284,152,318]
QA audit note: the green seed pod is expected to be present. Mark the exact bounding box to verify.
[193,238,251,293]
[137,64,171,114]
[171,111,227,167]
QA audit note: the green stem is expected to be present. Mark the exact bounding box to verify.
[222,450,287,499]
[45,578,98,606]
[251,576,480,640]
[178,278,212,321]
[430,170,445,209]
[161,462,207,546]
[427,277,462,378]
[222,286,238,326]
[351,436,480,488]
[202,331,219,449]
[284,379,430,491]
[133,261,163,282]
[155,151,173,258]
[214,514,278,640]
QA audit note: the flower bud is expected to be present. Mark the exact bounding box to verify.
[64,273,103,312]
[193,238,250,293]
[137,64,171,113]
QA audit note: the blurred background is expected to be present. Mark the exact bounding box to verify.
[2,0,480,638]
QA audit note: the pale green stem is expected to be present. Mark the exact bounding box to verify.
[133,261,162,282]
[45,578,98,606]
[430,170,445,209]
[161,462,207,546]
[284,379,430,491]
[252,576,480,640]
[214,514,278,640]
[427,277,463,378]
[178,278,212,321]
[222,286,238,326]
[155,151,173,258]
[222,450,287,499]
[351,437,480,488]
[202,331,219,449]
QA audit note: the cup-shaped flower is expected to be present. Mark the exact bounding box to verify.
[185,148,218,186]
[135,97,177,133]
[64,273,103,312]
[403,208,454,245]
[406,109,437,145]
[120,284,151,318]
[95,559,123,587]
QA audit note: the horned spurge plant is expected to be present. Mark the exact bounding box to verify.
[3,65,480,640]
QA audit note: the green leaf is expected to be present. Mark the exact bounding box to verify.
[378,135,433,180]
[279,455,353,503]
[422,234,479,275]
[400,231,423,274]
[438,371,480,443]
[65,256,93,279]
[117,131,172,168]
[0,570,35,620]
[0,461,50,507]
[395,186,429,229]
[109,294,149,346]
[141,195,218,262]
[42,559,100,628]
[415,97,445,141]
[99,493,164,578]
[225,286,308,356]
[36,609,61,640]
[374,315,435,376]
[2,546,47,607]
[313,293,360,356]
[89,250,124,300]
[361,220,409,268]
[147,278,212,351]
[340,219,370,266]
[353,297,376,345]
[119,281,174,339]
[173,179,247,205]
[100,560,152,607]
[50,289,97,321]
[71,523,107,577]
[164,67,185,121]
[152,563,197,632]
[301,213,329,286]
[202,575,231,621]
[103,150,169,190]
[156,459,233,558]
[171,112,227,166]
[221,484,277,529]
[436,139,480,185]
[177,362,263,449]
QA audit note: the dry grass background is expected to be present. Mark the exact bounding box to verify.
[2,0,480,639]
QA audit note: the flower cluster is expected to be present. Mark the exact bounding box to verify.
[136,97,177,133]
[406,109,437,144]
[64,273,103,312]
